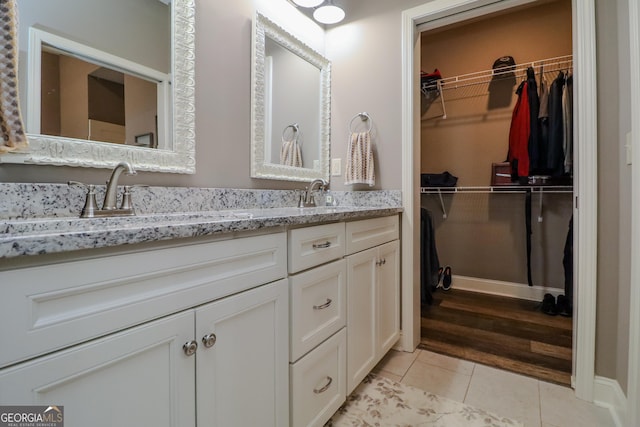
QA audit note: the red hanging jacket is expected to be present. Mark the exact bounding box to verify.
[508,81,530,178]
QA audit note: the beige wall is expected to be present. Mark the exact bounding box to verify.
[124,76,157,147]
[594,0,631,391]
[614,0,632,395]
[419,1,573,288]
[1,0,633,391]
[420,0,572,186]
[59,56,99,141]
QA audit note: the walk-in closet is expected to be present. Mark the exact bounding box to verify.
[418,0,575,386]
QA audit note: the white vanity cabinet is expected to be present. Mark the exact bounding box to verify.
[0,310,196,426]
[345,215,400,394]
[288,223,347,427]
[0,233,289,427]
[195,278,289,427]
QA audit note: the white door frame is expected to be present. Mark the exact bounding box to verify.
[400,0,598,402]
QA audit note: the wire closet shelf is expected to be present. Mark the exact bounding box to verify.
[439,54,573,92]
[420,185,573,194]
[421,185,573,219]
[422,54,573,112]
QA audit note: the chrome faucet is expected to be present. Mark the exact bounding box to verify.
[69,161,139,218]
[103,162,137,210]
[299,178,328,208]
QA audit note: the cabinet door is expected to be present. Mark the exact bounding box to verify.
[195,279,289,427]
[0,311,196,427]
[377,240,400,357]
[345,247,377,394]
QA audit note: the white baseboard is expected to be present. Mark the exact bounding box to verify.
[450,275,564,302]
[594,376,627,427]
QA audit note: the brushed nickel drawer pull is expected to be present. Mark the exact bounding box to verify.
[313,298,332,310]
[312,241,331,249]
[313,376,333,394]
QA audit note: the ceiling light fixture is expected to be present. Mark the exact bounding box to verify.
[292,0,324,7]
[313,1,345,24]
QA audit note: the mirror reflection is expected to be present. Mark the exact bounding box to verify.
[264,38,321,169]
[9,0,196,173]
[251,12,331,182]
[39,43,162,148]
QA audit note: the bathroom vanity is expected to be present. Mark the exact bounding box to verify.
[0,203,400,427]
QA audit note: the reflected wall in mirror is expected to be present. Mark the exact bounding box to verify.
[251,12,331,182]
[31,29,170,149]
[4,0,195,173]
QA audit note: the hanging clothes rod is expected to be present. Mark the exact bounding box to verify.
[420,185,573,194]
[422,186,573,219]
[438,54,573,91]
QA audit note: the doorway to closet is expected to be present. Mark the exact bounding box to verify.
[418,0,575,386]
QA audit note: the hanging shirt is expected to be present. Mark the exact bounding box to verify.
[563,74,573,174]
[508,81,530,179]
[526,67,542,174]
[547,71,566,176]
[538,76,550,173]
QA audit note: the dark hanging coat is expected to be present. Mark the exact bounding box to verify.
[526,67,542,174]
[547,71,566,176]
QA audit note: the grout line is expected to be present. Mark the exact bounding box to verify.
[399,348,422,381]
[537,379,543,427]
[462,362,476,403]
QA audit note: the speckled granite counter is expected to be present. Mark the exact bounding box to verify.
[0,184,402,259]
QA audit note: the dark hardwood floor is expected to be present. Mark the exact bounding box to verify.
[419,289,573,386]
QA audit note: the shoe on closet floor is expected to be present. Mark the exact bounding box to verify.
[556,294,572,317]
[541,293,557,316]
[442,266,452,291]
[432,267,444,291]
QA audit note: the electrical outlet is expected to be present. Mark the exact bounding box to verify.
[331,158,341,176]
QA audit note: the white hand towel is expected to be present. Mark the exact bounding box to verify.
[345,131,375,186]
[280,138,303,167]
[0,0,28,153]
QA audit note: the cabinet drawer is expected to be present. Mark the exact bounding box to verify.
[345,215,399,255]
[290,328,346,427]
[0,232,287,368]
[290,260,346,362]
[288,223,345,273]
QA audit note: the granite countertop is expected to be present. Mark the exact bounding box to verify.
[0,205,402,259]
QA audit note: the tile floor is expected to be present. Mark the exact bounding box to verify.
[372,349,615,427]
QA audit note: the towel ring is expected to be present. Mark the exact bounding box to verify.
[349,112,372,133]
[282,123,299,142]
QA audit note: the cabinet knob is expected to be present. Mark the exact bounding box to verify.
[313,298,332,310]
[312,241,331,249]
[202,333,217,348]
[313,376,333,394]
[183,340,198,356]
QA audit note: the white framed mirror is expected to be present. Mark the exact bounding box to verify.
[3,0,195,174]
[251,12,331,182]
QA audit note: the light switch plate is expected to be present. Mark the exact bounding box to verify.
[331,158,341,176]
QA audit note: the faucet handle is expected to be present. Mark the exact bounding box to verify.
[68,181,98,218]
[120,185,148,210]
